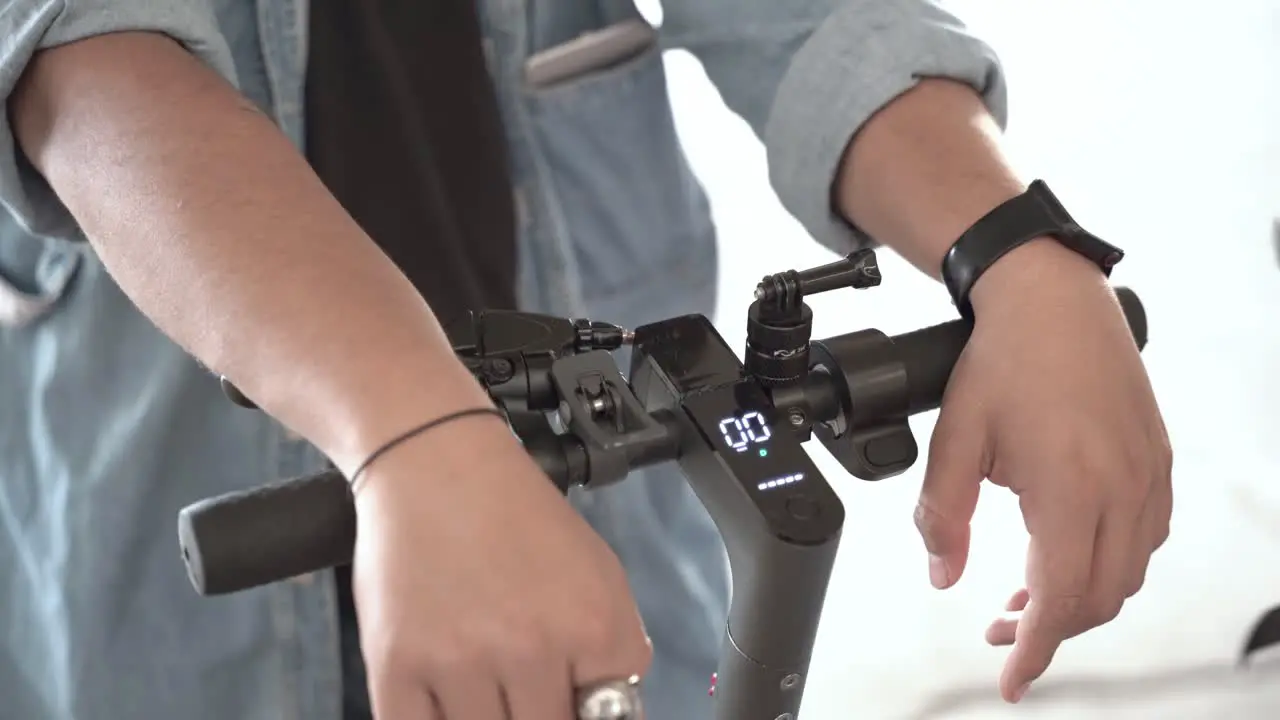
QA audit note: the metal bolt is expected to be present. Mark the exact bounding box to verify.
[482,358,514,383]
[588,395,609,417]
[788,410,806,427]
[780,673,802,690]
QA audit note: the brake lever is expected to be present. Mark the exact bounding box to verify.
[218,310,630,411]
[448,310,630,360]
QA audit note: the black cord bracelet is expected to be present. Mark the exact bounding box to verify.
[347,406,508,492]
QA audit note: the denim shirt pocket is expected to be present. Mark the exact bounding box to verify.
[0,225,82,328]
[520,34,717,319]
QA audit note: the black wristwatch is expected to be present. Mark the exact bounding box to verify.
[941,180,1124,320]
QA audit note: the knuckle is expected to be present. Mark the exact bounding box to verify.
[427,617,552,675]
[620,627,655,675]
[500,623,555,667]
[1099,469,1150,515]
[1126,572,1147,598]
[1156,439,1174,476]
[570,610,621,657]
[1127,432,1171,499]
[1048,593,1087,621]
[1022,653,1055,679]
[1111,454,1154,506]
[1036,593,1086,636]
[912,501,956,550]
[1151,517,1171,550]
[1042,435,1121,497]
[1089,595,1125,626]
[422,635,489,675]
[566,603,651,676]
[367,633,430,677]
[912,502,935,537]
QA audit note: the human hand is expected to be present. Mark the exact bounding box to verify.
[349,411,651,718]
[913,239,1172,702]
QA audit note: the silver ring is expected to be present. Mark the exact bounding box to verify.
[576,675,644,720]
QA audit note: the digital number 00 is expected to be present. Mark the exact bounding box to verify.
[717,411,772,453]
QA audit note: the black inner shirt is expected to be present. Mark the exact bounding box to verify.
[305,0,519,329]
[304,4,519,715]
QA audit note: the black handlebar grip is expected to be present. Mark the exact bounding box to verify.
[895,286,1147,415]
[179,442,583,595]
[178,468,357,595]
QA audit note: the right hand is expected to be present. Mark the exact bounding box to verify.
[349,411,651,718]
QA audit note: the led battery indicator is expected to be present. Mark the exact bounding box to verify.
[758,472,804,492]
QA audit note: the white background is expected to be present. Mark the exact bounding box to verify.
[643,0,1280,716]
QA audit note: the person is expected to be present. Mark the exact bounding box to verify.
[0,0,1172,718]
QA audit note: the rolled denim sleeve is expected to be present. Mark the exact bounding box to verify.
[0,1,236,242]
[662,0,1008,253]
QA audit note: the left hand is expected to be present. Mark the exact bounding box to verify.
[912,239,1173,702]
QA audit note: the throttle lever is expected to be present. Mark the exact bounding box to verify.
[809,329,917,481]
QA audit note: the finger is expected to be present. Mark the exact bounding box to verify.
[916,397,987,589]
[1145,466,1173,555]
[368,673,440,720]
[1088,510,1135,622]
[1132,471,1171,596]
[501,650,574,719]
[986,589,1031,646]
[433,670,508,719]
[1124,529,1152,599]
[986,618,1017,647]
[569,612,653,697]
[1125,473,1170,598]
[1148,423,1174,555]
[1001,497,1099,702]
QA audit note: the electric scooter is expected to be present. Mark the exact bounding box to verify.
[176,249,1149,719]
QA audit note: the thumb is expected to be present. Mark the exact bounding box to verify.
[916,399,986,590]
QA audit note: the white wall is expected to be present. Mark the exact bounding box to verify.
[656,0,1280,716]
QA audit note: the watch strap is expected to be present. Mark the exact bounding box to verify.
[941,180,1123,320]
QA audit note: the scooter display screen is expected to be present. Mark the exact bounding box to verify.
[681,381,841,543]
[710,410,810,491]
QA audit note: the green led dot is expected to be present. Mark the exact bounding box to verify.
[758,448,768,457]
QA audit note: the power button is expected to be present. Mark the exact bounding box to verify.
[785,495,819,521]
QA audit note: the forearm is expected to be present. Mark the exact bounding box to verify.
[12,31,488,473]
[835,78,1100,310]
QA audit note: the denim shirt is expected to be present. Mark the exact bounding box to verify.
[0,1,1005,717]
